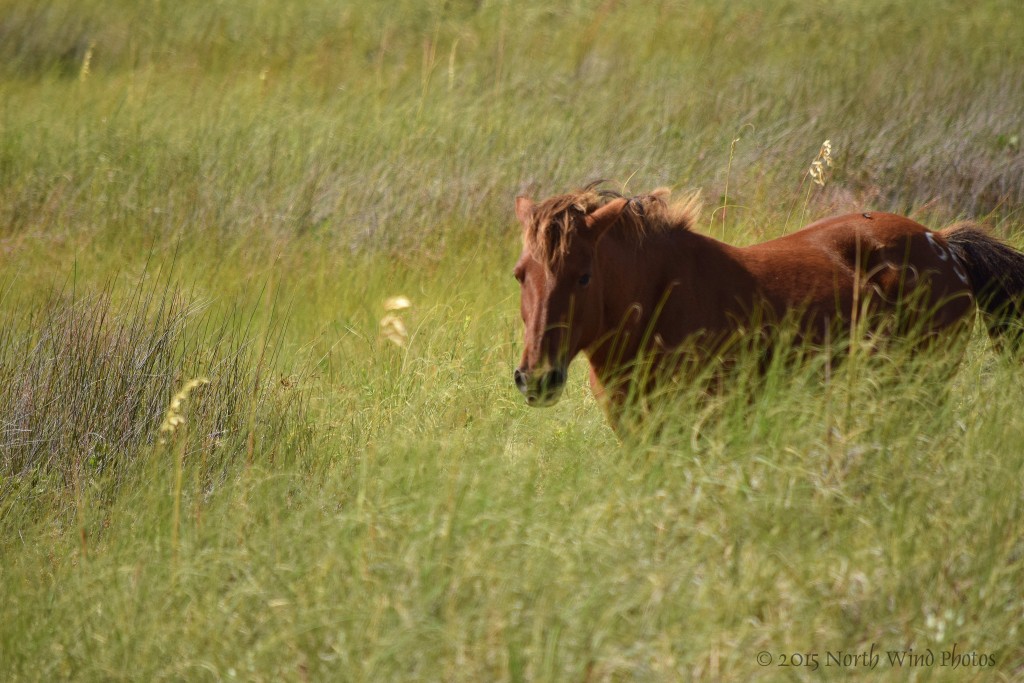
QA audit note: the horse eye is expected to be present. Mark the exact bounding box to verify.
[578,273,591,286]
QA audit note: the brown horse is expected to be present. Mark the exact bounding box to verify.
[512,185,1024,416]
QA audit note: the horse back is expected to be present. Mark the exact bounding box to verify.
[737,212,974,333]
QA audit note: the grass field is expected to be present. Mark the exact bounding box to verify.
[2,1,1024,680]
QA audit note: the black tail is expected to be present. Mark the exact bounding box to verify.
[943,223,1024,348]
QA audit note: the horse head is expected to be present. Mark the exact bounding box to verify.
[512,194,627,406]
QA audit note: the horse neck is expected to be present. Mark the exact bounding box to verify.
[588,227,747,371]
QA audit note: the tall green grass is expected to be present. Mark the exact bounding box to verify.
[2,0,1023,680]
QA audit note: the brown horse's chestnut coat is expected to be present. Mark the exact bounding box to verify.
[513,187,1024,417]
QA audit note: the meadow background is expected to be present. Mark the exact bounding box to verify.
[2,0,1023,680]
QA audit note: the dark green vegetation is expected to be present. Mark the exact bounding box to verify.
[2,1,1023,680]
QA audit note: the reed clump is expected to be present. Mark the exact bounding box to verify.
[0,275,310,517]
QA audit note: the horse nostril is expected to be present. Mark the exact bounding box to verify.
[514,368,528,392]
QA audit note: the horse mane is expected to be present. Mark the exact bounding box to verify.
[524,182,702,269]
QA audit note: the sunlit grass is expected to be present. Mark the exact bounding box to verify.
[2,0,1024,680]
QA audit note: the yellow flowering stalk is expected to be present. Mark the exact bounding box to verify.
[159,378,209,443]
[380,296,411,347]
[809,139,834,187]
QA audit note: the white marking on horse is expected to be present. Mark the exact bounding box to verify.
[950,253,970,284]
[924,231,949,261]
[925,230,970,284]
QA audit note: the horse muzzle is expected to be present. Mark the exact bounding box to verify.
[513,366,567,407]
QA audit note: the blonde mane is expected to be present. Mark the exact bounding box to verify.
[523,183,702,269]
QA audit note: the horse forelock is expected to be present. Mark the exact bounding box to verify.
[523,190,603,269]
[523,184,701,270]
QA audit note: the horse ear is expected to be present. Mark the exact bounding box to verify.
[584,197,628,240]
[515,196,534,226]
